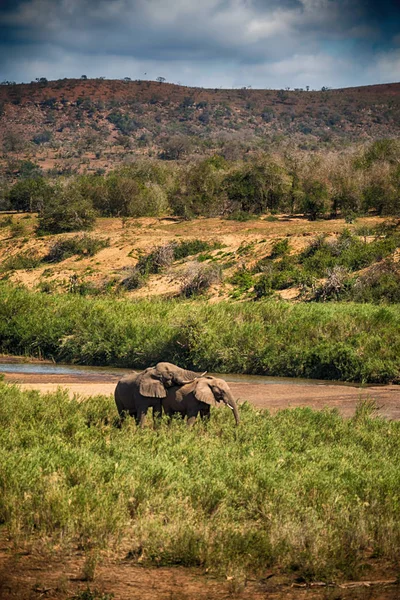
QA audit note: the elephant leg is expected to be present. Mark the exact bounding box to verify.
[186,407,199,427]
[136,404,148,428]
[199,407,210,422]
[153,401,162,422]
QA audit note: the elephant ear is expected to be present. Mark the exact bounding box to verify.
[193,379,218,406]
[139,371,167,398]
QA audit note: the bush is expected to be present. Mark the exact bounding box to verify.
[270,237,290,258]
[45,235,110,263]
[352,259,400,303]
[180,262,222,297]
[173,239,221,260]
[8,178,53,212]
[32,130,52,145]
[120,268,147,290]
[0,285,399,382]
[1,250,42,272]
[312,266,353,302]
[229,268,255,292]
[136,244,175,276]
[299,230,399,277]
[301,180,329,220]
[38,185,96,233]
[169,157,226,218]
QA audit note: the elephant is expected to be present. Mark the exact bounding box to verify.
[114,362,201,427]
[162,376,240,426]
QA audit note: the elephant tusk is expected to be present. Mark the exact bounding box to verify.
[200,371,207,376]
[227,403,234,410]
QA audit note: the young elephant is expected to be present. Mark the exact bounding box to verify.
[114,362,200,427]
[162,376,240,426]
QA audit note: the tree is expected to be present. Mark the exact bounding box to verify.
[159,135,191,160]
[8,178,53,212]
[277,89,288,102]
[301,180,329,220]
[81,75,87,79]
[38,184,96,233]
[156,76,166,84]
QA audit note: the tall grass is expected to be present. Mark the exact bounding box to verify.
[1,383,399,581]
[0,284,399,382]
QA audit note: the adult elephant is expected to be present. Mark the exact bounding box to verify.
[162,376,240,426]
[114,362,200,427]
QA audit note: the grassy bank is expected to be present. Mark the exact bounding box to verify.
[1,383,399,581]
[0,285,400,382]
[0,284,400,382]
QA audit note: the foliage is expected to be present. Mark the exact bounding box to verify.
[107,110,139,135]
[1,383,400,581]
[8,177,53,212]
[352,259,400,303]
[224,159,290,214]
[32,130,52,145]
[38,184,97,233]
[0,285,399,382]
[1,251,42,272]
[172,239,220,260]
[45,235,110,263]
[299,229,400,277]
[180,263,222,297]
[169,157,226,218]
[269,237,290,258]
[301,180,329,220]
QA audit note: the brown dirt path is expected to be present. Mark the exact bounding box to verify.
[4,372,400,419]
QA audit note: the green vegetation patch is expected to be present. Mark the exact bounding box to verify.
[1,383,399,581]
[0,285,399,382]
[1,250,42,272]
[45,235,110,263]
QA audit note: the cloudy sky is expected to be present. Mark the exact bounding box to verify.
[0,0,400,89]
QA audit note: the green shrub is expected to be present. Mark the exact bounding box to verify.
[301,180,329,220]
[352,259,400,303]
[299,230,399,277]
[120,268,147,290]
[229,268,255,292]
[173,239,220,260]
[1,250,42,272]
[253,274,275,298]
[38,184,96,233]
[8,178,53,213]
[270,237,290,258]
[45,235,110,263]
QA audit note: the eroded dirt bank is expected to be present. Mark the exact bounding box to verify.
[4,371,400,419]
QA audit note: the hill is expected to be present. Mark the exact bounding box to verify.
[1,78,400,175]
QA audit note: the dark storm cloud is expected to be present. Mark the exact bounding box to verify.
[0,0,399,88]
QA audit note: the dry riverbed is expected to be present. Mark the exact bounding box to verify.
[3,370,400,419]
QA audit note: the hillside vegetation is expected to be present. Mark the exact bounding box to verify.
[1,78,400,177]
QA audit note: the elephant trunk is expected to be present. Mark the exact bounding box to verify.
[174,368,202,385]
[225,393,240,426]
